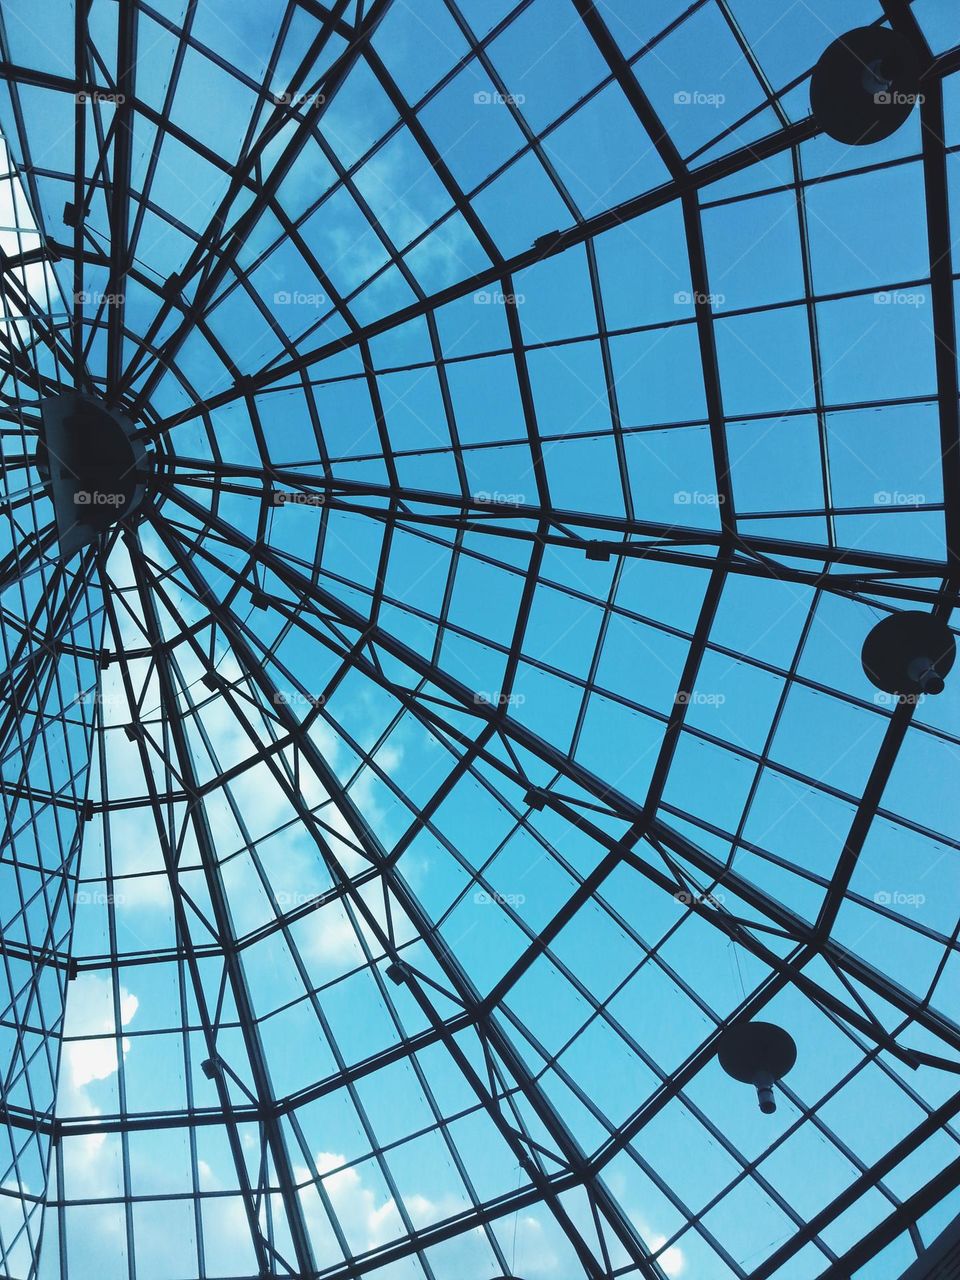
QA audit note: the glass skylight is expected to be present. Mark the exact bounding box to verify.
[0,3,958,1279]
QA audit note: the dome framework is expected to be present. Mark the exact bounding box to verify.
[0,1,958,1278]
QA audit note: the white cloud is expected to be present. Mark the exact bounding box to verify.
[292,1151,565,1275]
[57,976,140,1200]
[63,976,138,1090]
[307,908,365,968]
[299,1152,472,1260]
[646,1229,686,1277]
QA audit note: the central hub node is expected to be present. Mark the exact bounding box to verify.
[37,393,150,558]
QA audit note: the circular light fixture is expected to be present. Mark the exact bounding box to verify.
[862,611,956,697]
[810,27,921,145]
[718,1021,797,1114]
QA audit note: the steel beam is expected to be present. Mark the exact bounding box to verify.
[127,542,318,1278]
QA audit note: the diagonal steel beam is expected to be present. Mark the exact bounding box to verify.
[160,492,960,1056]
[815,1154,960,1279]
[159,463,954,584]
[148,512,671,1280]
[126,535,318,1278]
[96,570,281,1276]
[123,0,386,411]
[104,0,137,399]
[749,1086,960,1279]
[146,113,819,435]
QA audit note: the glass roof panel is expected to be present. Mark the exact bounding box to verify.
[0,3,958,1279]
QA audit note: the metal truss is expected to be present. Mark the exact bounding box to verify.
[0,1,958,1278]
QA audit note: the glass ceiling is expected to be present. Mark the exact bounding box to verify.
[0,1,958,1278]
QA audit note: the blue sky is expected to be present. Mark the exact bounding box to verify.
[0,1,958,1278]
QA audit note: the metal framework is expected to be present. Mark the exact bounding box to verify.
[0,1,958,1277]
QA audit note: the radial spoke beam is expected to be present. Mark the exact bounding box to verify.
[103,0,137,399]
[147,513,674,1280]
[160,472,953,602]
[147,114,820,433]
[160,495,960,1056]
[123,0,385,410]
[126,536,318,1278]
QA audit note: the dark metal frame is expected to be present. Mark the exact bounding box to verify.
[0,0,958,1277]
